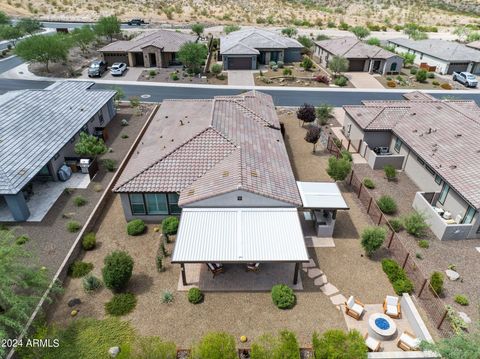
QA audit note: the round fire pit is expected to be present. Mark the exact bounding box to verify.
[368,313,397,339]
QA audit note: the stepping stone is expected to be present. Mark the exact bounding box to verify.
[302,258,316,268]
[445,269,460,281]
[307,268,323,278]
[458,312,472,324]
[330,294,347,306]
[476,247,480,253]
[314,275,328,286]
[320,283,339,296]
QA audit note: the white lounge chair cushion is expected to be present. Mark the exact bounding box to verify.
[386,295,398,306]
[386,304,398,316]
[351,303,364,315]
[347,296,355,308]
[365,336,380,351]
[400,333,420,349]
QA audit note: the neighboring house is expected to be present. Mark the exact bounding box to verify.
[467,40,480,52]
[313,37,403,74]
[0,81,116,221]
[219,28,303,70]
[99,30,197,67]
[343,91,480,240]
[387,38,480,75]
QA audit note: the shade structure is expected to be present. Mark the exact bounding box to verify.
[297,181,349,210]
[171,208,309,263]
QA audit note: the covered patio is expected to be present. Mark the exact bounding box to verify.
[172,207,309,291]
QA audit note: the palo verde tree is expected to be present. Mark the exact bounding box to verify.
[0,25,25,46]
[191,23,204,37]
[305,126,322,153]
[95,15,121,42]
[281,27,297,38]
[224,25,240,34]
[177,42,208,73]
[74,132,108,156]
[328,55,349,77]
[350,26,370,40]
[16,18,42,35]
[366,37,380,46]
[0,10,9,25]
[296,103,316,126]
[71,25,96,53]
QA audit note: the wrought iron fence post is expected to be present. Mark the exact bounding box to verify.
[367,197,373,214]
[418,279,428,298]
[437,309,448,329]
[358,183,363,198]
[377,212,383,225]
[402,252,409,269]
[387,231,394,248]
[349,170,354,185]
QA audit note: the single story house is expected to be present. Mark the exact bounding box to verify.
[343,91,480,240]
[0,81,116,221]
[313,37,403,74]
[387,38,480,74]
[99,30,197,67]
[219,28,303,70]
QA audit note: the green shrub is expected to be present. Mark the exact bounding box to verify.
[148,69,157,77]
[102,158,117,172]
[162,290,174,303]
[188,287,204,304]
[416,69,427,82]
[130,337,177,358]
[410,67,418,75]
[377,195,397,214]
[430,271,444,295]
[105,292,137,316]
[327,156,352,181]
[418,239,429,248]
[389,218,403,232]
[73,195,87,206]
[363,178,375,189]
[392,278,414,295]
[277,60,284,68]
[432,80,440,86]
[312,329,368,359]
[301,56,313,71]
[427,72,435,78]
[341,149,352,162]
[66,220,81,233]
[127,219,145,236]
[252,331,300,359]
[269,61,277,68]
[211,63,222,75]
[83,274,102,293]
[102,251,134,291]
[82,232,96,250]
[283,67,292,76]
[334,76,347,86]
[156,254,164,272]
[170,72,179,80]
[192,332,237,359]
[381,259,414,294]
[69,261,94,278]
[383,165,396,180]
[416,252,423,260]
[361,226,387,256]
[454,295,469,306]
[403,211,429,237]
[162,216,179,235]
[271,284,296,309]
[15,234,30,245]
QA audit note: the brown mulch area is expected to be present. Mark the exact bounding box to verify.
[137,67,228,85]
[255,62,331,88]
[353,164,480,324]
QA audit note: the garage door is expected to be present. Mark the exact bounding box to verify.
[348,59,366,72]
[227,57,252,70]
[447,63,469,74]
[102,52,129,66]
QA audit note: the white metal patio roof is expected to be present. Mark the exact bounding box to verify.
[297,181,349,210]
[171,208,309,263]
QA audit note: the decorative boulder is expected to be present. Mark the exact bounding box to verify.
[445,269,460,281]
[108,346,120,357]
[458,312,472,324]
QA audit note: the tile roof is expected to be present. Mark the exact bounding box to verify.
[344,91,480,209]
[314,37,398,59]
[114,91,302,207]
[388,38,480,62]
[220,28,303,55]
[0,81,115,195]
[467,40,480,50]
[99,30,197,53]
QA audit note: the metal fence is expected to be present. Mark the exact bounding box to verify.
[347,170,451,337]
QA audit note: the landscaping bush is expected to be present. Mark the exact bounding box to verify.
[432,80,440,86]
[277,60,284,68]
[386,80,396,88]
[82,232,96,250]
[105,292,137,316]
[430,271,444,295]
[15,234,30,245]
[211,63,222,75]
[301,56,314,71]
[188,287,204,304]
[73,195,87,206]
[327,156,352,181]
[282,67,292,76]
[130,337,177,359]
[383,165,396,181]
[381,259,414,294]
[454,294,469,306]
[441,83,452,90]
[416,69,428,82]
[251,330,300,359]
[312,329,367,359]
[148,69,157,77]
[156,254,164,272]
[377,195,397,214]
[269,61,277,68]
[102,158,117,172]
[127,219,145,236]
[389,218,403,232]
[334,76,347,86]
[83,274,102,293]
[341,149,352,162]
[192,332,237,359]
[162,216,179,235]
[361,226,386,256]
[410,67,418,75]
[66,220,81,233]
[102,251,134,291]
[170,72,179,80]
[297,103,316,125]
[427,72,435,78]
[392,278,414,295]
[68,261,93,278]
[363,178,375,189]
[162,290,174,303]
[418,239,429,248]
[271,284,296,309]
[403,211,429,237]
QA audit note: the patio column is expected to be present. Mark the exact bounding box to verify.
[293,262,300,285]
[4,193,30,221]
[180,263,187,286]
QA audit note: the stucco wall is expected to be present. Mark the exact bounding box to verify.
[382,56,404,74]
[366,148,405,170]
[343,114,365,143]
[142,45,163,68]
[388,43,450,74]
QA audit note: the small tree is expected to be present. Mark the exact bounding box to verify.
[211,63,222,75]
[191,23,204,37]
[15,34,71,71]
[316,104,333,125]
[224,25,240,34]
[453,26,471,42]
[281,27,297,38]
[328,55,349,77]
[177,42,208,73]
[94,15,121,42]
[192,332,237,359]
[366,37,380,46]
[361,226,387,256]
[403,211,429,237]
[416,69,428,82]
[301,56,314,71]
[350,26,370,40]
[74,132,108,156]
[71,25,96,53]
[297,35,313,48]
[402,52,416,66]
[304,126,321,153]
[0,10,9,25]
[102,251,134,291]
[313,329,368,359]
[16,18,42,35]
[327,156,352,181]
[0,25,25,46]
[296,103,316,126]
[111,85,125,107]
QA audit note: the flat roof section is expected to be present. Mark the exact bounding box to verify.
[297,182,349,210]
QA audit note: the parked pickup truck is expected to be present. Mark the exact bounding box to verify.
[452,72,478,87]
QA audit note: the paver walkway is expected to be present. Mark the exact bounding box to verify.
[345,72,384,89]
[227,70,255,86]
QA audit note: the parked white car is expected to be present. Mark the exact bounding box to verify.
[110,63,127,76]
[452,72,478,88]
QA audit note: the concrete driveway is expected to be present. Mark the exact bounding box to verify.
[345,72,384,89]
[228,70,255,86]
[80,66,144,81]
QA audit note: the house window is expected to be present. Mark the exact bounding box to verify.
[435,174,442,185]
[462,206,476,224]
[394,137,402,153]
[145,193,168,215]
[237,196,243,201]
[168,193,181,214]
[438,183,450,205]
[417,156,425,166]
[129,194,146,215]
[420,54,423,60]
[425,165,435,175]
[347,124,352,135]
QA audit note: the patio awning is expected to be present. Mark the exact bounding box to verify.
[297,181,349,210]
[171,208,309,263]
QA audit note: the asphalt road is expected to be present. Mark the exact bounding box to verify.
[0,56,24,74]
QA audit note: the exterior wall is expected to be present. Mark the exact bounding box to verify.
[142,45,163,68]
[222,55,256,70]
[343,114,365,144]
[388,43,450,74]
[364,131,392,149]
[365,148,405,170]
[3,193,30,221]
[313,45,332,67]
[182,189,295,208]
[284,48,302,63]
[382,56,404,74]
[120,193,168,222]
[257,49,285,64]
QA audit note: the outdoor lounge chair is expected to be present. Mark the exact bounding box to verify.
[206,263,224,278]
[364,333,381,352]
[383,295,401,319]
[246,263,260,272]
[397,331,420,351]
[344,296,365,320]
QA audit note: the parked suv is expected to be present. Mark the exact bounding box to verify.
[452,71,478,88]
[110,62,127,76]
[127,19,145,26]
[88,60,107,77]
